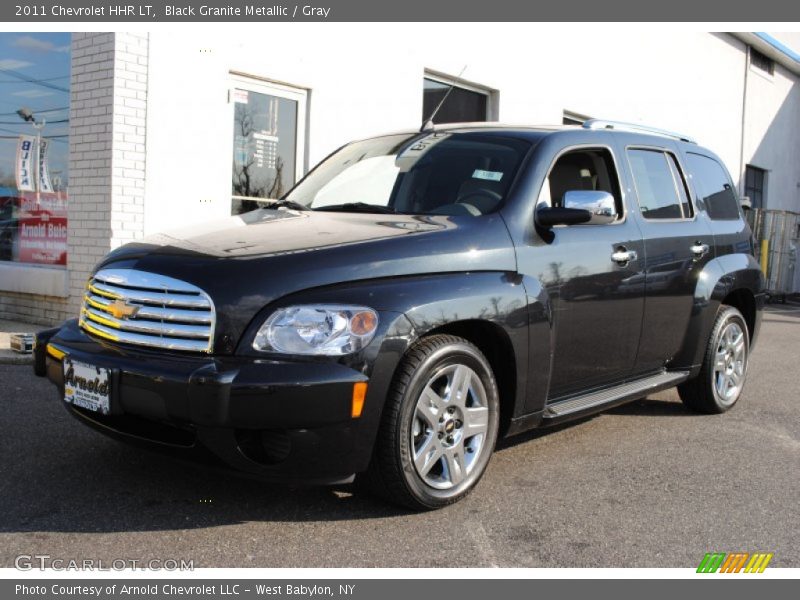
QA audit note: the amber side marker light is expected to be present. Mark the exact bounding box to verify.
[46,343,66,361]
[352,382,368,418]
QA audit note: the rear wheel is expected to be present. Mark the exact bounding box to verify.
[678,305,749,414]
[367,335,500,510]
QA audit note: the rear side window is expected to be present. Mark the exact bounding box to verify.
[627,148,693,220]
[686,153,741,220]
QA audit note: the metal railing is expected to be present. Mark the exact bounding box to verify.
[749,208,800,295]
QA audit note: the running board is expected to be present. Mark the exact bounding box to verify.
[544,371,690,419]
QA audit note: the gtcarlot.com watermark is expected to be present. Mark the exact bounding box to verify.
[15,554,194,571]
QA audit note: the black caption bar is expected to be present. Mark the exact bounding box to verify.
[3,0,800,22]
[5,579,797,600]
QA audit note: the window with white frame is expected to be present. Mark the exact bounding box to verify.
[230,74,307,215]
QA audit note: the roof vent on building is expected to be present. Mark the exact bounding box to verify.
[750,47,775,75]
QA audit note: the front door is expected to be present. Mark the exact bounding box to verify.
[516,144,645,401]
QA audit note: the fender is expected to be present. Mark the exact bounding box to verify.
[236,271,554,445]
[670,253,765,374]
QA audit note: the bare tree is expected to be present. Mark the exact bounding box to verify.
[232,106,287,210]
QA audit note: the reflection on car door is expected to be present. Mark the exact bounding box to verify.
[517,145,646,402]
[624,144,715,376]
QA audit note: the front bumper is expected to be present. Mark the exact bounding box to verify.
[35,319,406,484]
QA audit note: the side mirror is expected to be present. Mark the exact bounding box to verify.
[563,190,618,225]
[740,195,752,211]
[536,206,592,228]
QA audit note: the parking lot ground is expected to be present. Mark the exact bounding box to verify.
[1,305,798,568]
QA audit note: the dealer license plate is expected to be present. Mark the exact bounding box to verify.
[63,358,111,415]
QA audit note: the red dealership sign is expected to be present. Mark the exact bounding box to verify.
[18,213,67,265]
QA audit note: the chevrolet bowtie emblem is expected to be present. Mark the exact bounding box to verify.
[107,299,140,320]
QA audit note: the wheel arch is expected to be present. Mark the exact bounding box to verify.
[721,287,757,345]
[672,253,765,373]
[246,271,534,461]
[418,319,518,437]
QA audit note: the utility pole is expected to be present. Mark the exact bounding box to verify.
[32,117,46,207]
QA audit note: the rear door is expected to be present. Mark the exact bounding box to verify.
[621,141,715,375]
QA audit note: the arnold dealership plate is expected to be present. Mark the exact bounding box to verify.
[63,358,111,415]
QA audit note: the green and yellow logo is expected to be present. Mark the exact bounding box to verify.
[697,552,773,573]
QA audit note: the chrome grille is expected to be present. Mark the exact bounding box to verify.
[79,269,215,353]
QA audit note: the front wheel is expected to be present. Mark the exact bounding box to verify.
[367,335,500,510]
[678,305,749,414]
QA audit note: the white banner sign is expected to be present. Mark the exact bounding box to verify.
[38,138,54,193]
[15,134,36,192]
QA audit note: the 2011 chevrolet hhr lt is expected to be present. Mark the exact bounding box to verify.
[34,120,764,509]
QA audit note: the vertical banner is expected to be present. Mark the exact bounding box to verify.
[16,134,36,192]
[38,137,54,193]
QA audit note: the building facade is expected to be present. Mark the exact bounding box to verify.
[1,28,799,325]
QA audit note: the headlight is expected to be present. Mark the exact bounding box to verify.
[252,305,379,355]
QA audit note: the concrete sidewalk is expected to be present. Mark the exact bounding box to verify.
[0,319,41,365]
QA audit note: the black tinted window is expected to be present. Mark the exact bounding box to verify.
[627,149,689,219]
[744,165,766,209]
[686,153,740,220]
[423,78,488,124]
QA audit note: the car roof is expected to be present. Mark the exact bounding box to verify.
[367,121,700,147]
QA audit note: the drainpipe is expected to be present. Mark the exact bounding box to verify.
[739,44,749,196]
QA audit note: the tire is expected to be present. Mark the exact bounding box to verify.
[366,334,500,510]
[678,305,749,414]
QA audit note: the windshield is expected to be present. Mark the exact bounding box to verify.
[284,132,530,216]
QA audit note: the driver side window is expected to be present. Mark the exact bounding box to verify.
[537,147,624,220]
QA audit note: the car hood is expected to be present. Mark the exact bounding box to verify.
[96,209,517,354]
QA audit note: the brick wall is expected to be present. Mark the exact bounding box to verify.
[0,292,68,327]
[0,32,149,326]
[66,32,116,317]
[109,32,148,251]
[66,31,149,316]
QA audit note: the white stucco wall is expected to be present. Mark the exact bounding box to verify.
[742,59,800,212]
[143,27,798,240]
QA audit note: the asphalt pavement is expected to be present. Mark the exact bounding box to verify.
[1,306,798,568]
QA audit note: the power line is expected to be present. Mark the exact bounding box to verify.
[0,125,67,139]
[0,119,68,125]
[0,76,69,84]
[0,68,69,93]
[0,106,68,116]
[0,134,68,139]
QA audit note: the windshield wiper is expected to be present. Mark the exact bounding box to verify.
[264,199,310,211]
[313,202,396,214]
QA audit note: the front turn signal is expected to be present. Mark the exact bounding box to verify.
[352,382,368,418]
[46,343,66,361]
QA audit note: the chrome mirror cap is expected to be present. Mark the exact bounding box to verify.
[563,190,618,225]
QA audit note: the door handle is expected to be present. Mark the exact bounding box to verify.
[611,247,638,265]
[690,242,710,258]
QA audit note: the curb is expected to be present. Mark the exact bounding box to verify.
[0,351,33,366]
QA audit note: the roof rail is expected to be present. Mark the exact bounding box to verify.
[582,119,697,144]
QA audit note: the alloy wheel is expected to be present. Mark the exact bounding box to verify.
[410,363,490,490]
[712,321,747,406]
